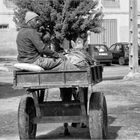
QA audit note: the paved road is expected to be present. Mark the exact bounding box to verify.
[0,64,140,139]
[103,64,140,80]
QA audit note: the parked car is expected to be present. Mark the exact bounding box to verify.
[109,42,140,65]
[87,44,113,66]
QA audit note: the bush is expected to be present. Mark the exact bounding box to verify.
[13,0,103,46]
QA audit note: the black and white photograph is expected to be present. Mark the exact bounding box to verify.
[0,0,140,139]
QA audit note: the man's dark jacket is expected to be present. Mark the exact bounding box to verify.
[16,27,59,63]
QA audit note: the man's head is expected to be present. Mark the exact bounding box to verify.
[25,11,41,29]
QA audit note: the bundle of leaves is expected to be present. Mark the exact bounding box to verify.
[13,0,103,45]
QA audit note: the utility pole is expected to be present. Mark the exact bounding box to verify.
[124,0,139,79]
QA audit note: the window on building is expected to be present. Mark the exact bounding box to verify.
[103,0,120,8]
[0,24,9,29]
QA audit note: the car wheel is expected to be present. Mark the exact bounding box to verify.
[119,57,125,65]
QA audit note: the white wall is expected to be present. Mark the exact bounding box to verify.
[138,0,140,12]
[103,0,130,42]
[0,0,15,29]
[0,14,15,28]
[118,14,129,42]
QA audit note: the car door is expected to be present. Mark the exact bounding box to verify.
[110,44,124,62]
[115,44,124,59]
[110,44,117,62]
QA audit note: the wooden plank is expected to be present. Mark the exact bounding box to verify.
[79,88,87,125]
[39,101,83,106]
[13,65,103,89]
[32,92,41,118]
[33,116,88,123]
[16,74,39,87]
[39,101,82,116]
[65,71,88,85]
[92,67,97,82]
[40,72,64,85]
[13,84,90,89]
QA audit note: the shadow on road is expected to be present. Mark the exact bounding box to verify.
[36,125,90,139]
[0,82,25,99]
[108,115,121,139]
[36,116,122,139]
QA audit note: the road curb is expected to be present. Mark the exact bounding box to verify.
[103,76,124,81]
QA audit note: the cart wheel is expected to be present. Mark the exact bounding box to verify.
[89,92,108,139]
[18,96,37,140]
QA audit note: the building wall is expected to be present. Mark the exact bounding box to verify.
[0,0,15,29]
[103,0,140,44]
[89,0,140,46]
[104,14,129,42]
[0,0,140,44]
[103,0,129,43]
[0,0,17,57]
[90,19,117,47]
[0,14,15,28]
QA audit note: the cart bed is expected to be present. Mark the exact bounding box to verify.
[13,65,103,89]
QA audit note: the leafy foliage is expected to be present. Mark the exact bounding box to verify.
[13,0,103,44]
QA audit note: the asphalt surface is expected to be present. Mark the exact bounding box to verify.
[0,64,140,140]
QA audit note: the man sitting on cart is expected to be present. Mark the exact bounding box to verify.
[16,11,79,71]
[16,11,95,71]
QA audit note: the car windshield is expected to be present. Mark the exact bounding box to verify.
[94,45,108,52]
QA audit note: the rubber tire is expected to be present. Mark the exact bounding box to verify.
[89,92,108,139]
[119,57,125,65]
[18,96,37,140]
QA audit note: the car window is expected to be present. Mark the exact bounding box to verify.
[100,46,108,52]
[110,44,116,51]
[93,46,99,52]
[95,45,107,52]
[116,45,122,51]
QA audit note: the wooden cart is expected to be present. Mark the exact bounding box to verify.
[13,65,108,139]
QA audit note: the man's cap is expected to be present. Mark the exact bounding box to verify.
[25,11,39,23]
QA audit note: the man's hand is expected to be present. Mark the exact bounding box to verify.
[58,53,67,61]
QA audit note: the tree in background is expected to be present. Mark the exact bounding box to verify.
[13,0,103,49]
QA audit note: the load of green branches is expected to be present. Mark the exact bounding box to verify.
[13,0,103,45]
